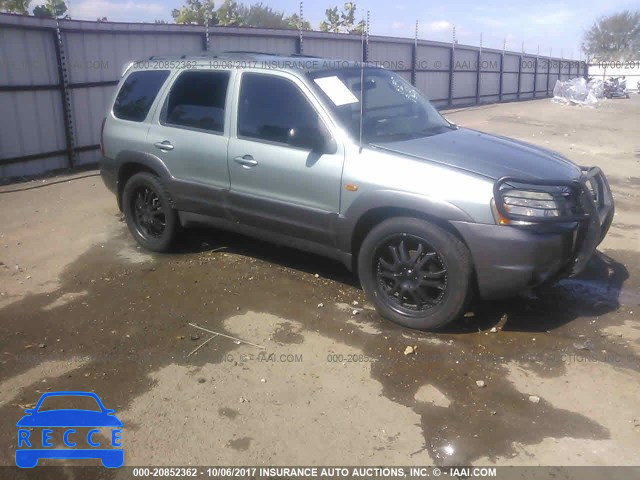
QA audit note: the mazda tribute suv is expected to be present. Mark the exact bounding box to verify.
[100,52,614,330]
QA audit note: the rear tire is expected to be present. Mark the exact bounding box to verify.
[122,172,178,252]
[357,217,472,330]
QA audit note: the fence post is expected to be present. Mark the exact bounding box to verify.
[203,11,210,51]
[533,45,539,99]
[475,49,481,104]
[52,24,75,169]
[558,57,562,83]
[411,43,417,86]
[546,48,551,96]
[498,39,505,102]
[298,1,304,55]
[533,58,538,99]
[448,27,455,107]
[475,33,482,105]
[411,21,418,86]
[516,43,523,100]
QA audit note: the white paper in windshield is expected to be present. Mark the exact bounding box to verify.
[314,76,359,106]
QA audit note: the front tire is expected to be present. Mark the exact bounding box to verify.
[357,217,472,330]
[122,172,178,252]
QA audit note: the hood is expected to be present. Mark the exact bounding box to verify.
[371,127,582,181]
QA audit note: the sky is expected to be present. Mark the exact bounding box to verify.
[32,0,640,56]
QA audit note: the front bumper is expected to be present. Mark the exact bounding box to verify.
[453,167,614,299]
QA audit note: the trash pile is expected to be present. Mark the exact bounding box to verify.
[552,77,603,106]
[603,76,629,99]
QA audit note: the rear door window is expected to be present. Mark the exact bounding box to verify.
[113,70,170,122]
[163,71,230,133]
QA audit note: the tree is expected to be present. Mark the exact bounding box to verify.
[217,1,308,29]
[286,13,311,31]
[171,0,217,26]
[215,0,241,25]
[319,6,340,33]
[32,0,67,18]
[1,0,30,14]
[172,0,312,30]
[97,16,108,22]
[582,10,640,61]
[320,2,365,34]
[239,2,288,29]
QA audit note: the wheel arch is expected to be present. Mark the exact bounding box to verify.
[338,191,475,271]
[350,207,469,264]
[115,151,172,211]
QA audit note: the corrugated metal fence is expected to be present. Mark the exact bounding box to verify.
[0,13,587,179]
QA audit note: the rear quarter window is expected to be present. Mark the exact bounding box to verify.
[113,70,170,122]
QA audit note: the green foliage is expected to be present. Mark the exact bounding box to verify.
[32,0,67,18]
[239,2,288,28]
[171,0,217,26]
[286,13,311,31]
[216,0,241,26]
[582,10,640,61]
[171,0,312,30]
[319,6,340,32]
[320,2,365,34]
[1,0,31,15]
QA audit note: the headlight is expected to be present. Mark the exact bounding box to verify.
[492,189,563,225]
[503,190,561,217]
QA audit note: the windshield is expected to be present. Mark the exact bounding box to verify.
[37,395,101,412]
[308,68,453,144]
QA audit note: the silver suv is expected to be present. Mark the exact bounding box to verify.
[100,52,614,330]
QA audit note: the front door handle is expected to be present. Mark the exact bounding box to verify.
[154,141,174,152]
[234,155,258,168]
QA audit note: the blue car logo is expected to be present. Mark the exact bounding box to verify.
[15,391,123,468]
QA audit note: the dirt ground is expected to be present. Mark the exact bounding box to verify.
[1,96,639,476]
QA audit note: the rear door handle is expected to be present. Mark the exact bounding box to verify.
[154,141,174,152]
[234,155,258,168]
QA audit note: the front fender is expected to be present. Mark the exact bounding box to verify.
[336,189,474,254]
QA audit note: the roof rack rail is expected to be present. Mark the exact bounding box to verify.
[221,50,280,56]
[289,53,321,58]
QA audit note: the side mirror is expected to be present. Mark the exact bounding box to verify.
[288,126,336,154]
[23,409,35,414]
